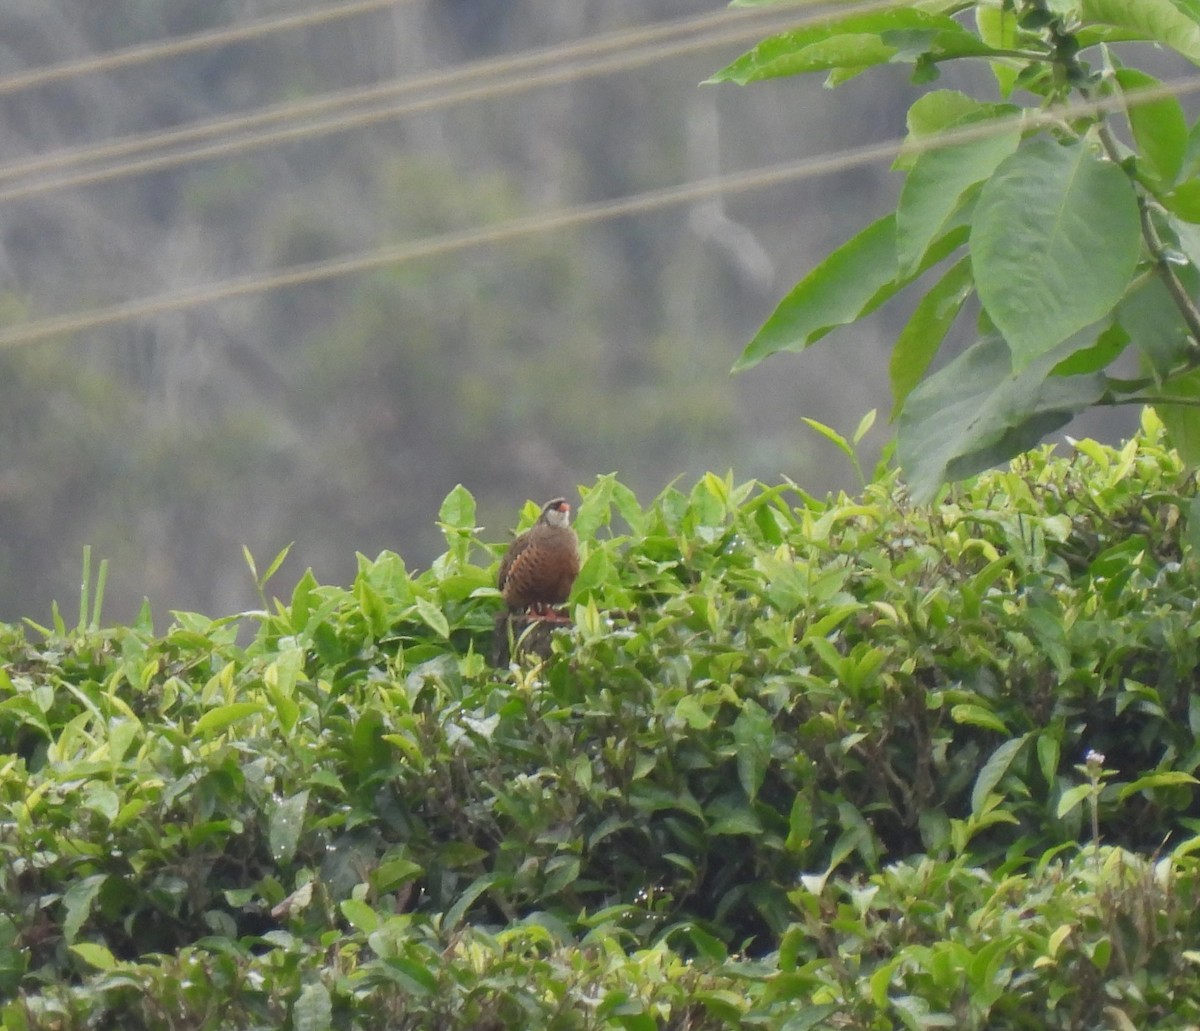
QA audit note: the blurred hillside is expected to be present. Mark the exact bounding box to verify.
[0,0,1142,622]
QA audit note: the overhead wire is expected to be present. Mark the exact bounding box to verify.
[0,0,897,202]
[0,0,419,97]
[3,73,1200,351]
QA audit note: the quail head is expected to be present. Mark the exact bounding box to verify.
[497,497,580,614]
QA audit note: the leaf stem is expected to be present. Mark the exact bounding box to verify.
[1094,121,1200,346]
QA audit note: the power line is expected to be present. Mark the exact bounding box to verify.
[5,75,1200,351]
[0,16,803,204]
[0,0,891,201]
[0,0,418,97]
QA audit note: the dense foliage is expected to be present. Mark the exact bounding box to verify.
[4,416,1200,1028]
[716,0,1200,498]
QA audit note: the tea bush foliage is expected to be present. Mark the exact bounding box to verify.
[4,413,1200,1028]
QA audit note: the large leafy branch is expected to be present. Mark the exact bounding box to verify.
[713,0,1200,498]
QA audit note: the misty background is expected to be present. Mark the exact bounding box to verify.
[0,0,1146,624]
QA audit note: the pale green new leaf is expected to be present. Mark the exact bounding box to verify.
[976,5,1019,96]
[972,138,1141,368]
[1081,0,1200,64]
[69,943,118,972]
[438,484,477,530]
[708,8,967,85]
[194,701,266,736]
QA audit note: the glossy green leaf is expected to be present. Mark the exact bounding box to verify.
[972,139,1142,367]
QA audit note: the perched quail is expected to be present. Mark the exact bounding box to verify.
[498,497,580,614]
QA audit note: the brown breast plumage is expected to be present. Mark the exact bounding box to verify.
[498,502,580,612]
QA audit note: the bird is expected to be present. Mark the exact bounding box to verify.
[497,497,580,616]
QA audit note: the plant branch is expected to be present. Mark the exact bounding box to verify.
[1095,121,1200,346]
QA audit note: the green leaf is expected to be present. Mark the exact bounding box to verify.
[897,119,1020,276]
[1155,368,1200,465]
[438,484,477,530]
[1119,276,1192,378]
[373,857,423,892]
[340,898,380,933]
[975,5,1019,96]
[414,596,450,639]
[972,139,1142,367]
[445,872,502,927]
[269,789,309,865]
[1081,0,1200,63]
[69,943,117,972]
[904,90,990,140]
[576,476,616,539]
[193,701,266,737]
[735,214,968,371]
[733,699,775,802]
[708,8,967,85]
[800,418,854,463]
[889,256,974,417]
[1056,783,1093,819]
[734,215,893,369]
[1037,733,1061,786]
[675,695,714,730]
[896,335,1107,501]
[971,734,1031,815]
[63,874,107,944]
[951,703,1008,734]
[259,543,293,586]
[1116,68,1188,184]
[1118,770,1200,800]
[376,957,437,996]
[293,982,332,1031]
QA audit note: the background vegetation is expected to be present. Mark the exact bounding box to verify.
[0,0,1172,623]
[3,418,1200,1028]
[0,0,904,623]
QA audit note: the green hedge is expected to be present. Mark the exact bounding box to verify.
[3,413,1200,1029]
